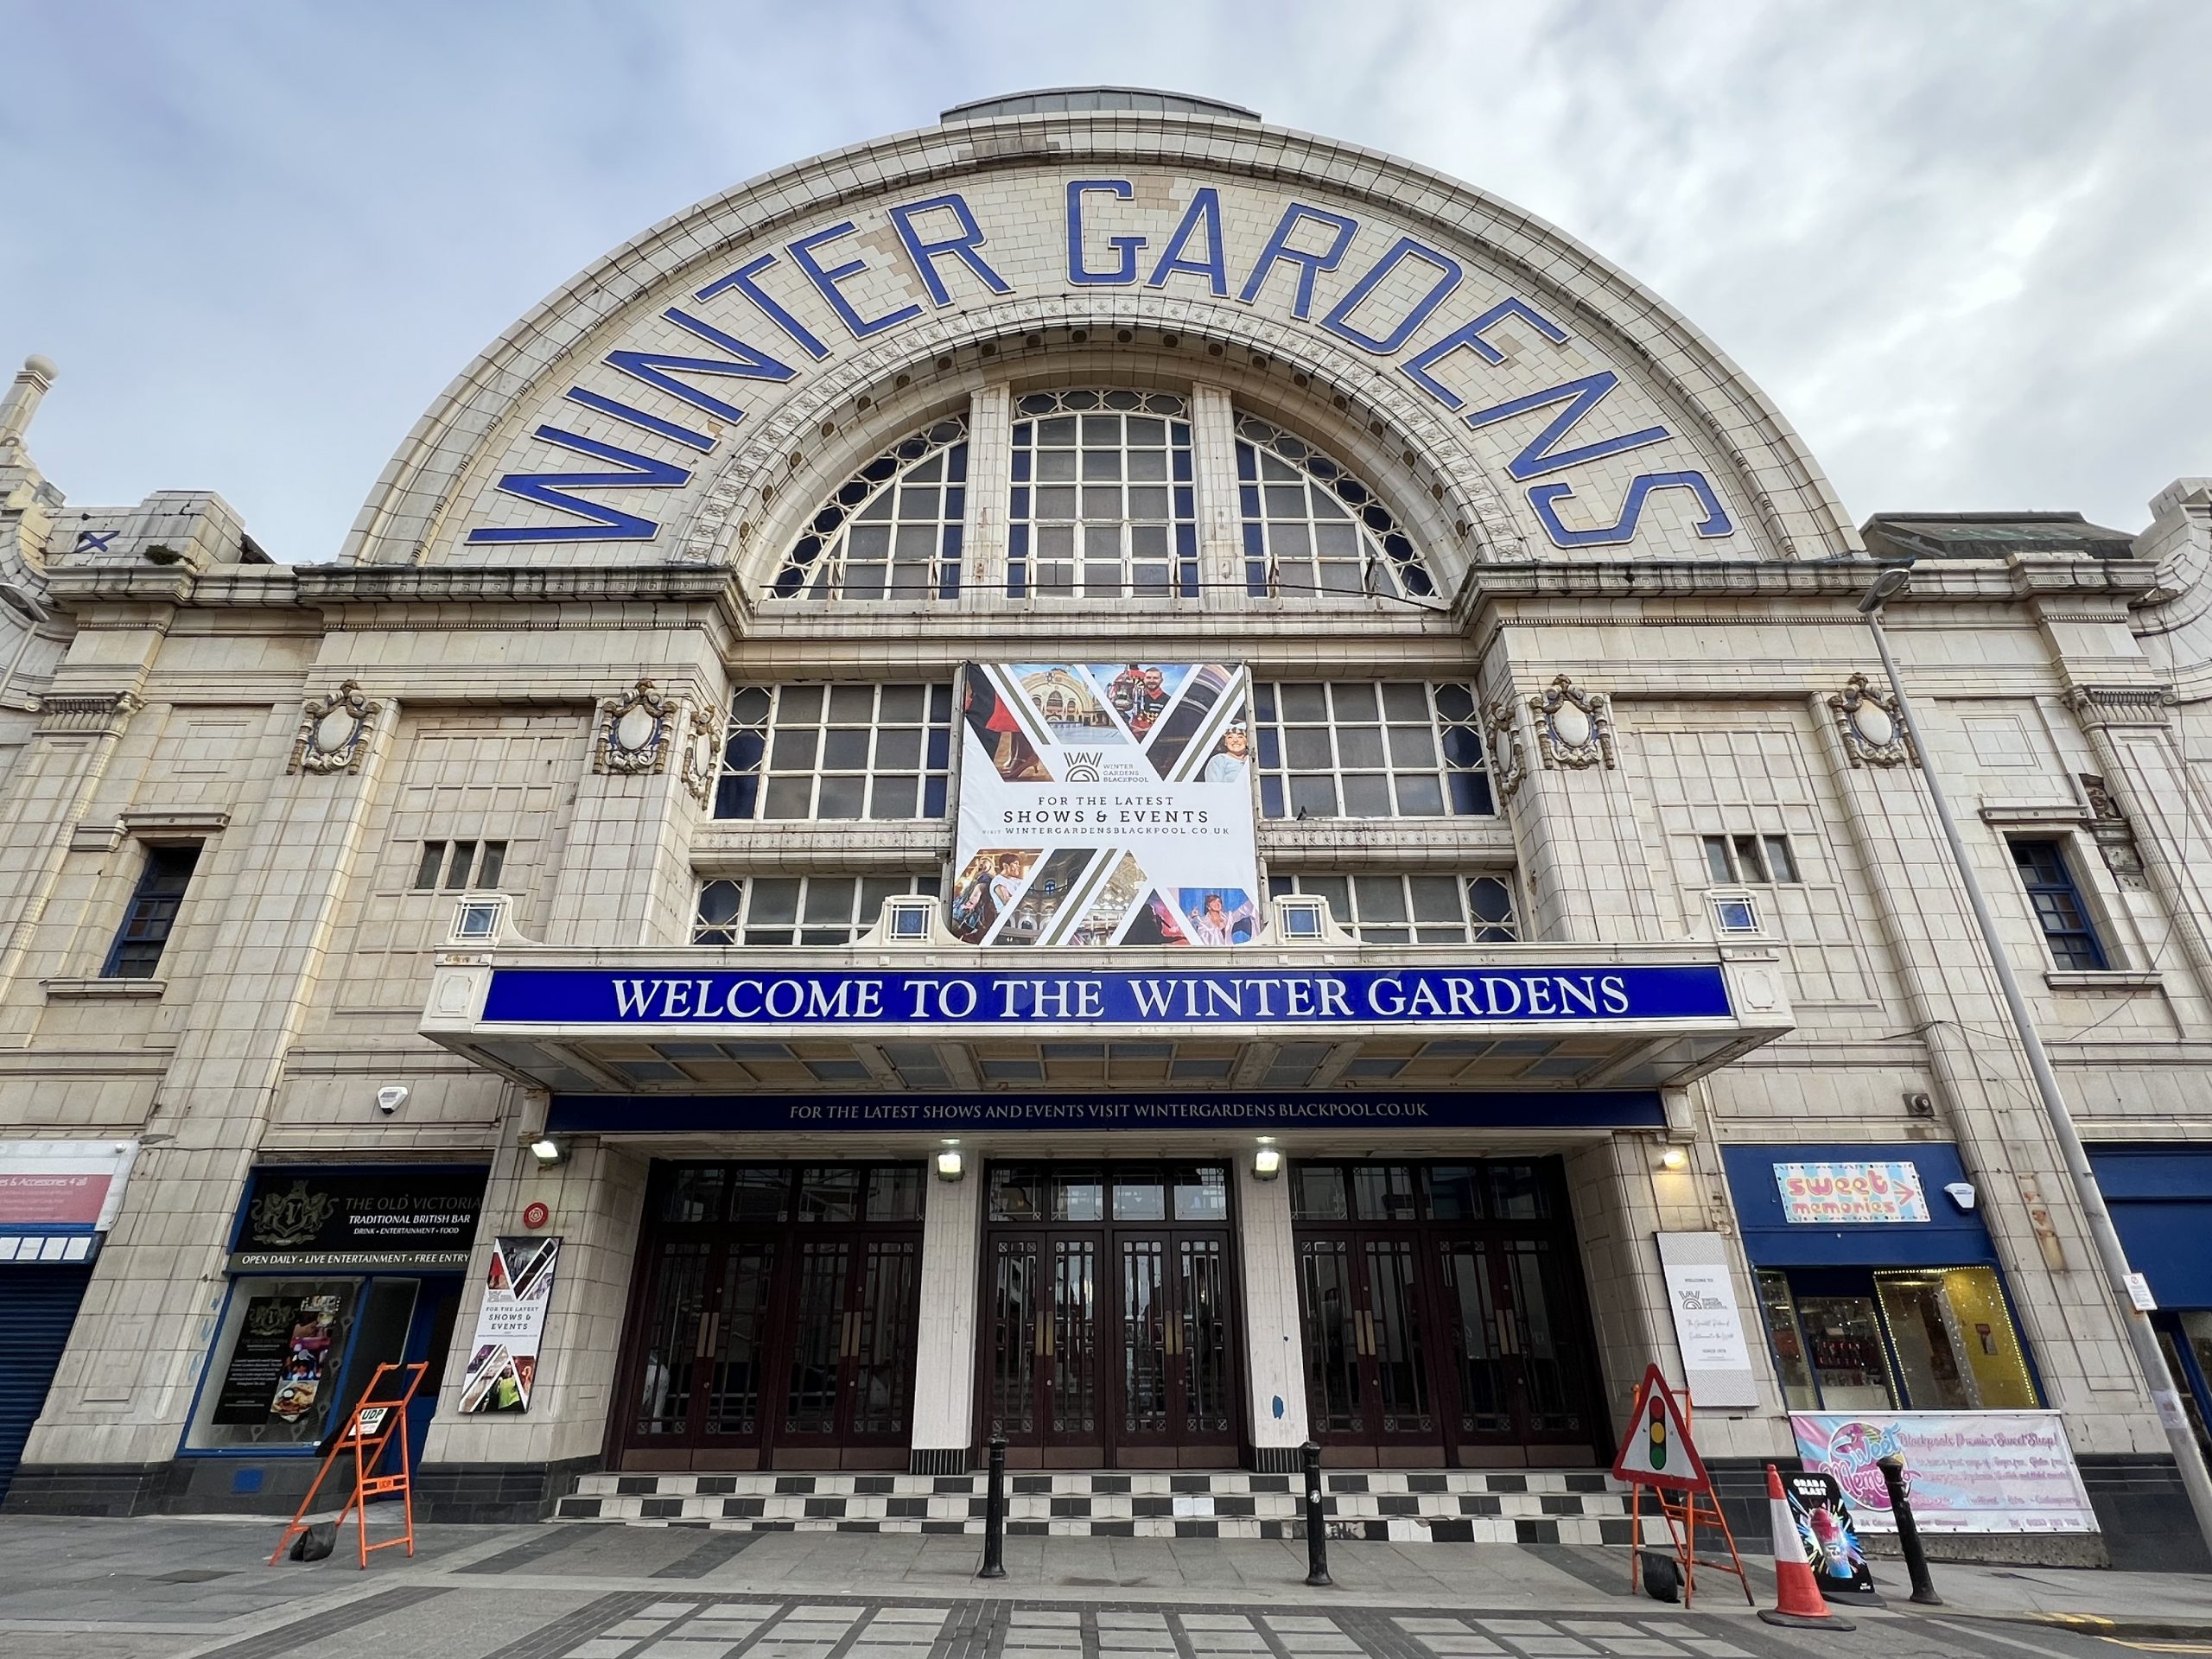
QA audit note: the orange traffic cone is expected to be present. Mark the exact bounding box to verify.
[1758,1464,1856,1631]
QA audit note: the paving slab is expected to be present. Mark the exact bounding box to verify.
[0,1517,2202,1659]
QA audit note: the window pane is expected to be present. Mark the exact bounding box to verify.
[1702,836,1734,883]
[1173,1167,1228,1221]
[866,1166,924,1222]
[1876,1267,2037,1409]
[1732,835,1768,883]
[1796,1292,1897,1409]
[1764,836,1799,883]
[1111,1177,1166,1221]
[989,1166,1043,1222]
[1756,1270,1820,1410]
[798,1166,862,1223]
[1352,1166,1417,1221]
[1423,1166,1483,1221]
[1290,1166,1348,1221]
[414,842,445,890]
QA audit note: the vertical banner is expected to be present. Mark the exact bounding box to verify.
[953,662,1259,946]
[459,1235,561,1413]
[1782,1471,1877,1598]
[1654,1230,1759,1408]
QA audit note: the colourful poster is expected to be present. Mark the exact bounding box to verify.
[459,1236,561,1413]
[1790,1410,2095,1533]
[1773,1161,1929,1224]
[953,663,1259,947]
[1781,1470,1877,1598]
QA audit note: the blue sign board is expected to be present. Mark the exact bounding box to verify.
[482,964,1731,1030]
[548,1090,1669,1135]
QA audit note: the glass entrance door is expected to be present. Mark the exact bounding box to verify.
[982,1164,1239,1468]
[1292,1160,1605,1466]
[617,1163,924,1471]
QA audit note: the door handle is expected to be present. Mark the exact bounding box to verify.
[841,1310,861,1359]
[1356,1310,1376,1357]
[695,1311,720,1362]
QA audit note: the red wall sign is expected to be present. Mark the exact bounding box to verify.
[521,1201,550,1230]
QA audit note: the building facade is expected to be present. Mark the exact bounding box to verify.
[1,88,2209,1568]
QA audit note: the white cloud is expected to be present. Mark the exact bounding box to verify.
[3,0,2206,556]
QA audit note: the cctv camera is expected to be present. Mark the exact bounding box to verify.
[375,1085,409,1116]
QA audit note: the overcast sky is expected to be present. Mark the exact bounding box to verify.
[3,1,2208,561]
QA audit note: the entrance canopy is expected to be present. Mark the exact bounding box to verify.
[420,935,1793,1116]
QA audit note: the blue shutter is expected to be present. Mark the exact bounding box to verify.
[0,1266,94,1500]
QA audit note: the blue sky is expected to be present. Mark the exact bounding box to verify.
[3,1,2208,560]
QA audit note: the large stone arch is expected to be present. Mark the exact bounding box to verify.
[343,105,1857,570]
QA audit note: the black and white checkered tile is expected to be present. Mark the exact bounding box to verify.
[554,1469,1631,1543]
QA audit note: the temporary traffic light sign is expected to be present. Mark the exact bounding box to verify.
[1612,1363,1713,1493]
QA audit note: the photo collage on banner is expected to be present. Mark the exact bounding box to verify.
[953,663,1261,947]
[458,1234,562,1414]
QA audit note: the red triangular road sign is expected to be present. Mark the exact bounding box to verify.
[1611,1363,1712,1492]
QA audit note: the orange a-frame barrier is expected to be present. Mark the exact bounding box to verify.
[1613,1365,1753,1609]
[269,1361,429,1570]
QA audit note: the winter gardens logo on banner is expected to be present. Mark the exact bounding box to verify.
[953,663,1259,946]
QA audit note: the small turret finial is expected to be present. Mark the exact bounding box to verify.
[0,356,58,448]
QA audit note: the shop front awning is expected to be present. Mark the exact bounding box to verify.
[419,933,1794,1120]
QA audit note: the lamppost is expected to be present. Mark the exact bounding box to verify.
[0,581,50,709]
[1858,564,2212,1560]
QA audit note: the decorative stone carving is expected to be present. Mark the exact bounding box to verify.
[2079,772,2151,891]
[595,678,678,775]
[2066,683,2177,728]
[1486,697,1528,800]
[33,690,142,738]
[288,681,379,774]
[679,703,722,806]
[1528,675,1614,770]
[1828,673,1914,768]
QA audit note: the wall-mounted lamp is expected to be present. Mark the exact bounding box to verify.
[936,1147,965,1182]
[1253,1141,1283,1181]
[1658,1147,1689,1172]
[1943,1180,1977,1213]
[527,1136,569,1168]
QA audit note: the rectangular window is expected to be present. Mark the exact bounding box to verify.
[1007,391,1196,599]
[1266,871,1518,943]
[714,683,953,821]
[1253,681,1491,818]
[1753,1267,2038,1412]
[104,842,202,978]
[694,874,942,946]
[1700,832,1799,885]
[411,840,507,892]
[2012,838,2108,969]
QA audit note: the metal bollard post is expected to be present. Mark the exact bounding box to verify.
[1302,1441,1332,1586]
[1878,1455,1942,1605]
[978,1437,1007,1580]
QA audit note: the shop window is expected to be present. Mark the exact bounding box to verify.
[1268,871,1518,942]
[103,842,201,978]
[1233,413,1439,604]
[411,839,506,892]
[1754,1266,2039,1411]
[185,1277,365,1451]
[1007,390,1195,599]
[1252,681,1491,818]
[713,683,954,821]
[692,874,941,945]
[2011,838,2109,969]
[1700,833,1798,885]
[771,416,968,601]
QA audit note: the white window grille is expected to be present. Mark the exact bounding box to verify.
[772,416,967,601]
[694,874,942,945]
[1252,681,1491,818]
[1007,390,1195,598]
[1267,872,1519,944]
[1235,414,1440,603]
[713,683,953,820]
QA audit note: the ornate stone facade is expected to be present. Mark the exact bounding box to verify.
[0,91,2208,1568]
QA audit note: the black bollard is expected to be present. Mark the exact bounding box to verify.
[1302,1441,1332,1586]
[1878,1454,1942,1605]
[978,1436,1007,1580]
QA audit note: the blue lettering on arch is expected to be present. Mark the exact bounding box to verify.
[695,253,830,361]
[465,428,690,544]
[786,222,924,340]
[604,308,795,426]
[1147,188,1229,295]
[1527,472,1733,548]
[1461,372,1669,480]
[562,388,715,453]
[1067,180,1142,285]
[1400,298,1570,410]
[1320,237,1464,354]
[887,194,1012,306]
[1237,203,1360,318]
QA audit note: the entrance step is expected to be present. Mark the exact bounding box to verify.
[555,1469,1632,1543]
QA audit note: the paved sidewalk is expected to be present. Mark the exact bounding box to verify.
[0,1516,2204,1659]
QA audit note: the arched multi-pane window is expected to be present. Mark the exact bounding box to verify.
[772,416,967,600]
[1235,415,1439,603]
[1008,390,1196,598]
